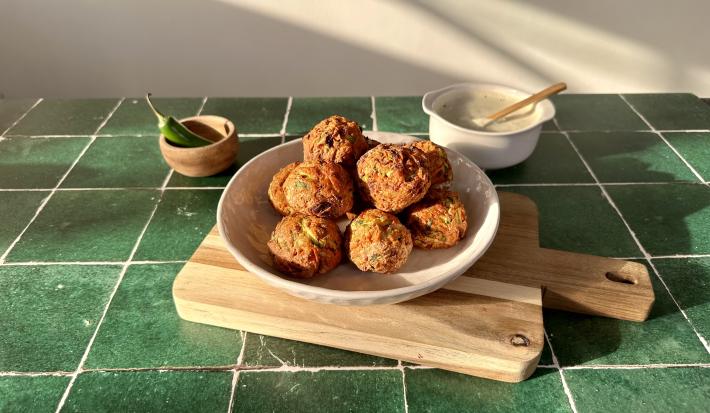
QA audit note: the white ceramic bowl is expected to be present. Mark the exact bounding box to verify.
[422,83,556,169]
[217,132,500,306]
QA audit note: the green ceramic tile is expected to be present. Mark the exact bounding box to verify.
[61,136,169,188]
[64,371,232,412]
[201,97,288,134]
[539,340,554,365]
[6,190,159,262]
[167,164,237,187]
[100,97,203,136]
[287,97,372,135]
[565,368,710,412]
[405,368,571,413]
[504,186,641,257]
[6,99,119,136]
[376,96,427,133]
[0,376,69,411]
[606,184,710,255]
[655,258,710,341]
[0,265,121,371]
[624,93,710,130]
[663,132,710,180]
[569,132,699,183]
[134,190,221,261]
[86,264,240,368]
[242,334,397,367]
[0,137,90,188]
[487,133,592,184]
[0,98,37,133]
[0,191,48,253]
[545,267,708,366]
[167,136,281,187]
[542,119,558,131]
[552,94,647,131]
[233,370,404,413]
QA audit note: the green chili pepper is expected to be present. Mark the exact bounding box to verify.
[146,93,212,147]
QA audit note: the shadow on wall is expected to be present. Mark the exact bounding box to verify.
[0,0,458,98]
[2,0,710,97]
[406,0,710,94]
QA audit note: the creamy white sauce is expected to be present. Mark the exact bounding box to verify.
[436,90,539,132]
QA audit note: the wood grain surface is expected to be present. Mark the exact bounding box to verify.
[173,192,654,382]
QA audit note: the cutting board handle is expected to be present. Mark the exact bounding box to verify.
[536,248,655,321]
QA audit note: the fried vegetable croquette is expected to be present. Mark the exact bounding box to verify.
[356,144,431,213]
[404,189,468,249]
[345,209,412,273]
[407,140,452,185]
[303,115,369,167]
[267,161,300,216]
[268,214,343,278]
[283,161,354,219]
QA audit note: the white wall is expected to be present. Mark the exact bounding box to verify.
[2,0,709,98]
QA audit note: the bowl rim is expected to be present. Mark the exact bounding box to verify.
[216,133,500,302]
[160,115,237,151]
[422,82,557,137]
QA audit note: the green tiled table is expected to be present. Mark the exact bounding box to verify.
[1,94,709,412]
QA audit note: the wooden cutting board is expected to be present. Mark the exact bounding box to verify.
[173,192,654,382]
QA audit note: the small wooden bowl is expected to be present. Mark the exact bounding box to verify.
[159,115,238,177]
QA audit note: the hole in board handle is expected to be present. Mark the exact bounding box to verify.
[509,334,530,347]
[605,271,637,285]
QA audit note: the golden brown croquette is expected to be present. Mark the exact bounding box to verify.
[303,115,369,167]
[404,189,468,249]
[267,161,300,216]
[356,144,431,213]
[345,209,413,273]
[407,140,453,185]
[267,214,343,278]
[283,161,354,219]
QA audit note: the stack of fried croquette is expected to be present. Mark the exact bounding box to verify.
[266,115,468,278]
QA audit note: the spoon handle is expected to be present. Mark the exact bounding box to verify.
[486,82,567,121]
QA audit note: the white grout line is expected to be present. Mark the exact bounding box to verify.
[557,129,710,133]
[279,97,293,144]
[7,253,708,268]
[4,129,707,141]
[0,260,186,267]
[0,371,74,377]
[371,96,378,131]
[3,362,708,378]
[227,331,248,413]
[400,362,409,413]
[562,130,710,354]
[5,181,705,193]
[240,133,282,138]
[619,94,708,185]
[238,365,427,373]
[544,330,579,413]
[196,96,208,116]
[54,141,172,413]
[0,99,125,264]
[564,363,710,370]
[650,254,710,260]
[0,186,225,192]
[494,181,706,188]
[0,98,43,138]
[25,135,94,139]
